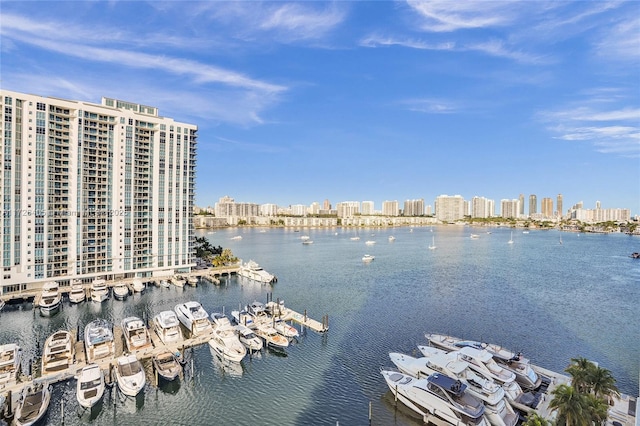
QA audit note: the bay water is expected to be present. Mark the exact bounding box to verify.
[1,226,638,425]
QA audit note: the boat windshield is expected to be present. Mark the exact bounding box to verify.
[119,360,142,376]
[80,378,102,390]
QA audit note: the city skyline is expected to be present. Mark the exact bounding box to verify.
[1,2,638,215]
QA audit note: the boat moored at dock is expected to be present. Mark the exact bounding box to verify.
[174,301,212,337]
[235,324,263,352]
[90,279,109,303]
[84,319,115,363]
[381,369,489,426]
[68,282,86,304]
[209,313,247,363]
[152,350,182,382]
[121,316,153,353]
[114,354,146,397]
[113,282,130,301]
[76,364,105,408]
[153,311,184,345]
[38,281,61,317]
[14,381,52,426]
[131,279,146,293]
[238,260,277,283]
[41,330,74,376]
[0,343,22,385]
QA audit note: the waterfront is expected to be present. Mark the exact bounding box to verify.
[0,226,638,425]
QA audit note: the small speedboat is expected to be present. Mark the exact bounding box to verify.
[132,279,145,293]
[186,275,198,286]
[153,310,184,345]
[76,364,105,408]
[152,351,181,382]
[273,318,299,338]
[14,381,52,426]
[115,354,146,397]
[0,343,22,384]
[38,281,61,317]
[231,309,256,328]
[235,324,263,352]
[41,330,73,375]
[362,254,375,262]
[254,325,289,349]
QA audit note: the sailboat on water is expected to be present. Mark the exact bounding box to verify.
[508,231,514,244]
[428,236,436,250]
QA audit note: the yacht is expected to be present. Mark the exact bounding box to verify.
[391,351,517,426]
[113,281,129,300]
[208,313,247,363]
[152,350,182,382]
[41,330,74,376]
[121,317,152,353]
[68,282,86,304]
[273,318,299,338]
[300,235,310,241]
[470,234,480,240]
[14,381,52,426]
[76,364,105,408]
[425,334,541,390]
[254,324,289,349]
[84,319,115,363]
[230,235,243,240]
[170,276,185,288]
[365,240,376,245]
[132,279,146,293]
[388,235,396,242]
[381,369,489,426]
[238,260,277,283]
[301,239,314,245]
[362,254,375,262]
[350,236,360,241]
[90,279,109,303]
[38,281,61,317]
[114,354,146,397]
[235,324,263,352]
[0,343,22,384]
[186,275,198,286]
[231,309,256,328]
[153,310,184,345]
[174,301,212,337]
[158,279,170,288]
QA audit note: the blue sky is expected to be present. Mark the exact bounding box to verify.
[2,1,639,215]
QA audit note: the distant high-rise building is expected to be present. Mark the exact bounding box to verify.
[260,204,278,216]
[425,205,433,216]
[500,199,520,219]
[309,202,320,215]
[382,200,399,217]
[519,194,525,216]
[336,201,360,218]
[434,195,465,222]
[403,199,424,216]
[529,194,537,216]
[0,90,197,287]
[471,196,494,218]
[556,194,563,218]
[361,201,375,215]
[323,199,331,210]
[541,198,553,218]
[596,200,601,210]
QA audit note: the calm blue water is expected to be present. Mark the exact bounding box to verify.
[1,226,638,425]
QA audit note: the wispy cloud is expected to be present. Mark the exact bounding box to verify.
[401,98,458,114]
[406,0,517,32]
[594,16,640,61]
[540,105,640,158]
[360,34,454,50]
[258,3,346,40]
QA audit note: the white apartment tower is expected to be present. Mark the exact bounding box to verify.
[382,200,399,217]
[361,201,374,215]
[434,195,465,222]
[1,90,197,292]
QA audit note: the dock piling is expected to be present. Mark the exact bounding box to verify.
[61,398,65,425]
[369,401,372,424]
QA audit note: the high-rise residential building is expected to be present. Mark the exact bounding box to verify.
[403,199,424,216]
[0,90,197,291]
[556,194,563,218]
[323,199,331,210]
[471,196,494,218]
[529,194,537,216]
[500,199,520,219]
[434,195,465,222]
[541,198,553,218]
[519,194,525,216]
[361,201,375,215]
[309,202,320,215]
[382,200,399,217]
[260,203,278,216]
[215,196,259,217]
[336,201,360,218]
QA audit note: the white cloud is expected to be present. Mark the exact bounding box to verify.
[401,98,458,114]
[406,0,517,32]
[359,34,455,50]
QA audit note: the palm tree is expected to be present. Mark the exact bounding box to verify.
[565,357,595,393]
[549,384,591,426]
[585,393,609,425]
[522,412,548,426]
[588,365,620,401]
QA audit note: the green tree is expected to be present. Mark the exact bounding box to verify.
[549,384,591,426]
[522,412,548,426]
[212,248,238,267]
[566,357,594,393]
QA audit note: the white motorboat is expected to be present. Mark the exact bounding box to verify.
[235,324,263,352]
[208,313,247,363]
[350,236,360,241]
[68,282,86,304]
[365,240,376,245]
[238,260,277,283]
[231,309,256,328]
[113,282,129,300]
[132,279,145,293]
[174,301,212,337]
[254,324,289,349]
[158,279,170,288]
[381,369,489,426]
[429,236,436,250]
[90,279,109,303]
[170,276,186,288]
[76,364,105,408]
[41,330,74,375]
[152,350,181,382]
[38,281,61,317]
[388,236,396,242]
[186,275,198,286]
[425,333,541,390]
[247,301,268,319]
[300,235,310,241]
[470,234,480,239]
[114,354,145,397]
[273,318,299,338]
[301,239,313,245]
[230,235,243,240]
[84,319,115,363]
[362,254,375,262]
[0,343,22,384]
[390,351,517,426]
[153,310,184,345]
[14,381,52,426]
[121,317,152,353]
